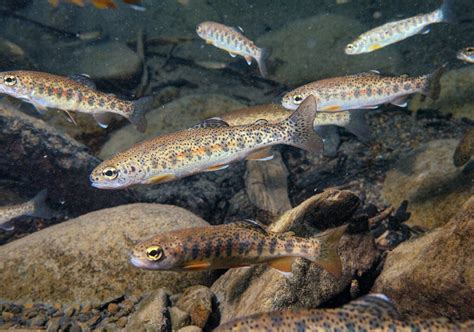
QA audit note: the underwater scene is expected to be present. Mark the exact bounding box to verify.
[0,0,473,331]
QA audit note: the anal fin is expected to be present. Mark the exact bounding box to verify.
[144,173,176,184]
[183,261,211,270]
[246,147,273,161]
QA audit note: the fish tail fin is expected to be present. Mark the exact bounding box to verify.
[129,96,153,133]
[29,189,53,219]
[91,0,117,9]
[309,224,347,278]
[256,47,270,78]
[345,110,372,144]
[422,64,446,100]
[281,95,323,153]
[439,0,456,23]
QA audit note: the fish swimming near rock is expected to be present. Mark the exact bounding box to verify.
[345,0,455,54]
[214,294,474,331]
[130,220,347,278]
[48,0,145,10]
[0,71,151,132]
[0,190,53,231]
[90,96,322,189]
[281,68,444,112]
[196,21,268,77]
[453,127,474,167]
[457,47,474,64]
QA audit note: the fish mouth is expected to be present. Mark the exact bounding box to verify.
[129,255,155,270]
[90,181,119,190]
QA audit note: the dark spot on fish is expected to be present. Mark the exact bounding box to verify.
[354,89,360,97]
[56,87,63,98]
[225,238,233,257]
[131,166,136,172]
[99,98,105,107]
[345,322,355,331]
[257,239,265,255]
[416,82,422,89]
[269,238,277,254]
[88,96,95,106]
[366,88,372,97]
[110,101,116,109]
[403,83,411,91]
[66,89,73,100]
[38,84,45,94]
[215,239,222,258]
[295,321,306,332]
[182,242,188,255]
[377,88,383,95]
[393,84,400,93]
[238,240,247,255]
[388,323,397,332]
[48,87,54,96]
[369,318,380,329]
[77,91,83,102]
[271,316,283,327]
[204,241,212,258]
[284,240,294,253]
[191,243,199,260]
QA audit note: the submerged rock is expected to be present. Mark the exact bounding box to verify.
[257,14,401,86]
[0,204,214,304]
[99,94,245,160]
[126,289,170,331]
[383,139,473,229]
[175,286,214,329]
[372,196,474,320]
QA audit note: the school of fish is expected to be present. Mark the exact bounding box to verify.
[1,1,471,331]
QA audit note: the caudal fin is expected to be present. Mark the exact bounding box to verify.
[256,47,269,78]
[282,95,323,153]
[311,224,347,278]
[422,64,446,100]
[439,0,456,23]
[29,189,53,219]
[129,96,153,133]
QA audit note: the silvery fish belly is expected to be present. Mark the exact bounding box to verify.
[457,47,474,64]
[281,69,444,112]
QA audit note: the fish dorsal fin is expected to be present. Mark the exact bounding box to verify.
[69,74,96,89]
[345,294,401,320]
[253,119,269,125]
[234,219,268,234]
[231,26,244,34]
[190,117,230,130]
[357,70,380,77]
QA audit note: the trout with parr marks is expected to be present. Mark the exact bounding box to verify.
[196,21,268,77]
[90,96,322,189]
[0,70,152,132]
[130,220,347,278]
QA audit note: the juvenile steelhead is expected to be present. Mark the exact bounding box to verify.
[0,190,53,231]
[196,21,268,77]
[130,220,347,278]
[345,0,454,54]
[0,71,151,132]
[90,96,322,189]
[457,47,474,64]
[281,68,444,112]
[215,294,474,332]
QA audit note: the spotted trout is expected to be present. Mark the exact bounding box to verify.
[345,0,455,54]
[90,96,322,189]
[196,21,268,77]
[0,71,151,132]
[48,0,145,10]
[215,294,474,331]
[0,190,53,231]
[130,220,347,278]
[281,68,444,112]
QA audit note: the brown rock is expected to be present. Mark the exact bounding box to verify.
[178,326,202,332]
[126,289,170,331]
[107,303,119,315]
[372,197,474,320]
[169,306,191,331]
[383,139,473,229]
[175,286,214,328]
[0,204,214,304]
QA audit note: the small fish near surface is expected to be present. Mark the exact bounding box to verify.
[48,0,145,10]
[130,220,347,278]
[196,21,269,77]
[0,190,53,231]
[345,0,455,54]
[215,294,474,331]
[457,47,474,64]
[0,71,152,132]
[281,68,445,112]
[90,96,323,189]
[453,127,474,167]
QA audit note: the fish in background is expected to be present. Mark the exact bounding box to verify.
[220,103,372,156]
[281,68,444,112]
[345,0,455,54]
[130,220,347,278]
[453,127,474,167]
[90,96,323,189]
[0,71,152,132]
[0,190,53,231]
[215,294,474,331]
[48,0,145,10]
[457,47,474,64]
[196,21,269,77]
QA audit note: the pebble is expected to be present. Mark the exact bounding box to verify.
[24,302,34,309]
[107,303,119,314]
[64,306,75,317]
[70,323,82,332]
[2,312,14,321]
[116,316,128,328]
[31,314,47,327]
[87,314,100,327]
[46,317,61,332]
[81,303,92,314]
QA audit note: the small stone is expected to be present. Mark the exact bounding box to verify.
[87,314,100,327]
[169,306,191,330]
[31,314,47,327]
[116,316,128,328]
[176,286,214,328]
[46,317,61,332]
[2,312,14,321]
[107,303,119,314]
[24,302,34,309]
[64,306,75,317]
[69,323,82,332]
[77,313,89,322]
[53,303,62,311]
[81,303,92,314]
[178,326,202,332]
[126,289,170,331]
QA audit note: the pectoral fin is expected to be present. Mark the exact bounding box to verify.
[31,102,48,115]
[322,105,342,112]
[229,52,237,58]
[144,173,176,184]
[244,55,252,65]
[93,113,112,129]
[64,110,78,126]
[390,96,408,107]
[205,164,230,172]
[268,257,295,273]
[246,147,273,161]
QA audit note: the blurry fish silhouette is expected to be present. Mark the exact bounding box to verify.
[48,0,145,11]
[457,47,474,64]
[453,127,474,167]
[215,294,474,331]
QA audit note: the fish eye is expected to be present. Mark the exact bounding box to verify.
[4,75,17,86]
[145,246,163,261]
[466,47,474,53]
[293,94,304,104]
[346,44,354,50]
[102,166,118,180]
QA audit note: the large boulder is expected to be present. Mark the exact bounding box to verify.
[0,204,214,305]
[372,196,474,320]
[382,139,473,229]
[257,14,401,86]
